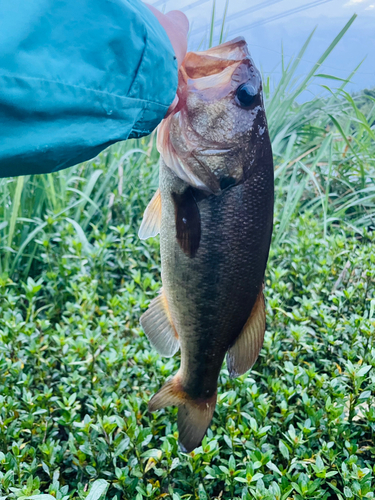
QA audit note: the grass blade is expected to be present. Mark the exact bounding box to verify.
[219,0,229,45]
[209,0,216,48]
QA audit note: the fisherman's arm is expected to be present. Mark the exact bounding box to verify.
[0,0,187,178]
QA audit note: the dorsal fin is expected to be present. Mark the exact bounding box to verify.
[226,289,266,378]
[138,189,162,240]
[140,290,180,357]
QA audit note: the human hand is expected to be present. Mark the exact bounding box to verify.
[145,5,189,115]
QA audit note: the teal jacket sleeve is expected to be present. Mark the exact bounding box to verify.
[0,0,178,177]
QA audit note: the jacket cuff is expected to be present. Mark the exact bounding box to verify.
[126,1,178,137]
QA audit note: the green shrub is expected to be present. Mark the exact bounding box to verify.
[1,159,375,498]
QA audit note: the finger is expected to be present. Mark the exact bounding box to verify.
[165,10,189,37]
[145,5,188,68]
[163,18,188,68]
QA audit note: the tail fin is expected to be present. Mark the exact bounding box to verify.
[149,375,217,453]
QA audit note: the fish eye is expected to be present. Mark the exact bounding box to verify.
[236,83,258,108]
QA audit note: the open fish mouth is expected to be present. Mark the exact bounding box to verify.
[183,37,248,75]
[181,37,250,80]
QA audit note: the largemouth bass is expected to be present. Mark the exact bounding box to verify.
[139,37,274,453]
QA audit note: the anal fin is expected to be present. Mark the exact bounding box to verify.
[226,289,266,378]
[140,290,179,357]
[138,188,161,240]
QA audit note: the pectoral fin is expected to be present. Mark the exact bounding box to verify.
[140,290,179,357]
[138,189,162,240]
[172,188,201,258]
[226,290,266,378]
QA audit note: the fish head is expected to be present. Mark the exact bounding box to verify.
[157,37,270,193]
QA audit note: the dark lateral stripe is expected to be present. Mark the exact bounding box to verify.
[172,188,201,258]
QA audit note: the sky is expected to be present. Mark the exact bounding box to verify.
[149,0,375,99]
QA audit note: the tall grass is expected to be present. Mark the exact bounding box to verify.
[0,138,159,278]
[270,78,375,244]
[262,13,374,243]
[1,12,374,280]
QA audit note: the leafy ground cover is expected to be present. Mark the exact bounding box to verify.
[1,17,375,500]
[0,140,374,499]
